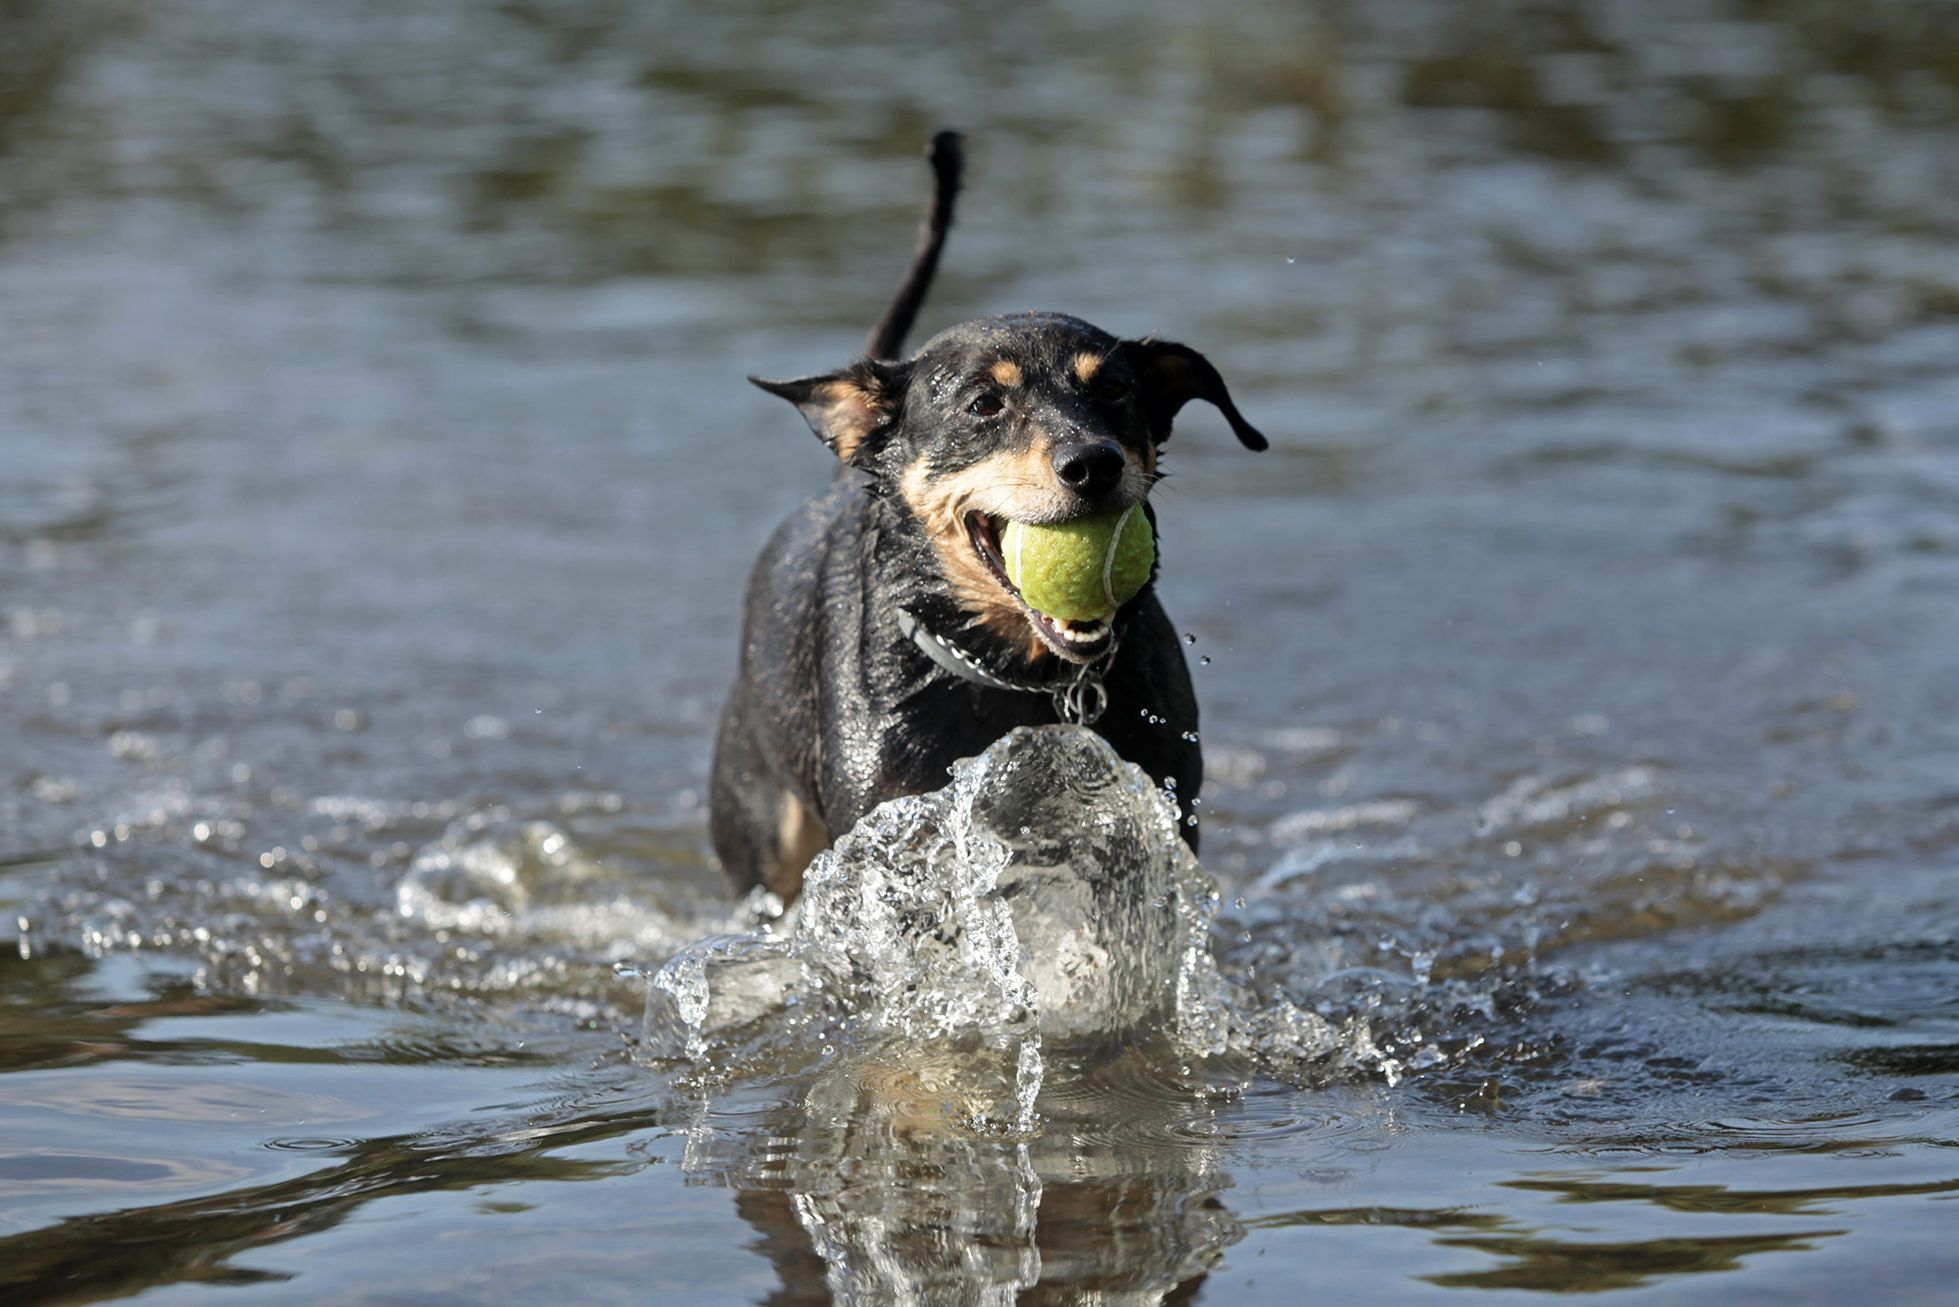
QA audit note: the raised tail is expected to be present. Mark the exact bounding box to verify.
[863,131,964,362]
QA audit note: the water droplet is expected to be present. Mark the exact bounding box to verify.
[1199,656,1211,666]
[1183,633,1196,645]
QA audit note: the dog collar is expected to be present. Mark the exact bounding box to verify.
[895,609,1117,725]
[896,608,1057,693]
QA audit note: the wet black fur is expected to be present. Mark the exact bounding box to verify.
[711,138,1265,900]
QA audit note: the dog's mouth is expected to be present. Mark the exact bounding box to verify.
[965,512,1115,664]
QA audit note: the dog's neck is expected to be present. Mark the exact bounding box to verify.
[893,608,1064,694]
[866,493,1074,688]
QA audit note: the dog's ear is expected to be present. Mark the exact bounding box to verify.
[750,360,909,464]
[1122,340,1267,451]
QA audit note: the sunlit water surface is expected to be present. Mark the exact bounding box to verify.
[4,2,1958,1302]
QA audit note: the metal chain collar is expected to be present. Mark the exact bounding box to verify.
[1051,630,1117,726]
[896,609,1118,726]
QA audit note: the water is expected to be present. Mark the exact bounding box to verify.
[4,0,1959,1301]
[641,729,1350,1120]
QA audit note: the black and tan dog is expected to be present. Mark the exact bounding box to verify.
[711,135,1266,901]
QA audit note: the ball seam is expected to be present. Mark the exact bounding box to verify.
[1103,504,1136,612]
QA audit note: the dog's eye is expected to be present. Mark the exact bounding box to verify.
[968,393,1005,419]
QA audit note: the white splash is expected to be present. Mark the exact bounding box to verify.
[642,727,1254,1071]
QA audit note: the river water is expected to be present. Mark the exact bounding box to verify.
[4,2,1958,1302]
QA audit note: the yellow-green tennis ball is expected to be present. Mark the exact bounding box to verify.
[1001,506,1156,623]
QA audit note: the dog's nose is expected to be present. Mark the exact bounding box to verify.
[1051,440,1126,498]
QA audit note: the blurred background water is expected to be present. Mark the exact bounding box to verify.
[3,0,1958,1301]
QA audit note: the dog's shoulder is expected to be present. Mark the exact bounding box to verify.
[738,472,874,676]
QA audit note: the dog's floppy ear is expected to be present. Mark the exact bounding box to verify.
[1123,340,1267,451]
[750,359,910,464]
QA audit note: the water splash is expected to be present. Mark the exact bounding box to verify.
[639,726,1353,1106]
[25,801,733,1015]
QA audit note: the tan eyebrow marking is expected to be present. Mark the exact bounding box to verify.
[1072,351,1103,382]
[988,360,1024,388]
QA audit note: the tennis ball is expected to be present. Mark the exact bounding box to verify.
[1001,506,1156,623]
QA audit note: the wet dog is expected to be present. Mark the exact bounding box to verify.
[711,134,1266,901]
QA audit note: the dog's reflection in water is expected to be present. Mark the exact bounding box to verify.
[683,1041,1243,1305]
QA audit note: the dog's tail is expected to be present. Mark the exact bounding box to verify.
[864,131,964,362]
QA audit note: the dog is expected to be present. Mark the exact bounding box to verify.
[711,134,1266,901]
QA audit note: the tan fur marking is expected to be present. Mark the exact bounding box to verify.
[900,452,1062,661]
[813,381,884,463]
[1072,351,1103,382]
[770,792,828,901]
[988,360,1024,389]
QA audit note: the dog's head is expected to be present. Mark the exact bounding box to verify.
[754,312,1265,664]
